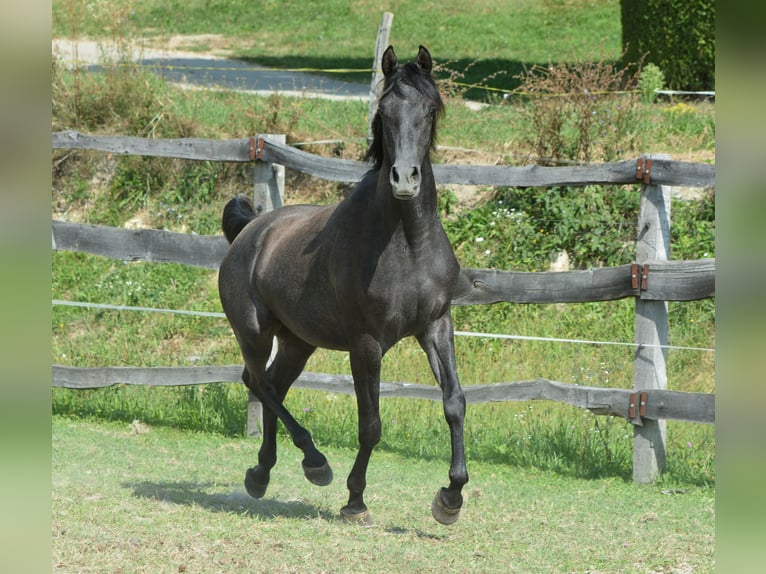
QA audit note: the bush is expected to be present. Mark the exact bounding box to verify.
[621,0,715,91]
[445,183,714,273]
[671,188,715,260]
[447,185,639,271]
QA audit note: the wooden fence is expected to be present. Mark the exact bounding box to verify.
[51,129,715,483]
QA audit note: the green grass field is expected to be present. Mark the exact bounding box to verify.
[53,416,714,573]
[53,0,622,97]
[51,250,714,486]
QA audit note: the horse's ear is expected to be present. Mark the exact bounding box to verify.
[416,45,432,75]
[382,45,397,77]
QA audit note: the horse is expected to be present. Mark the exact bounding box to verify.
[218,45,468,525]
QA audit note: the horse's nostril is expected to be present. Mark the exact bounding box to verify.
[390,164,420,194]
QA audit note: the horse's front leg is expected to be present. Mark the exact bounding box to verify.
[341,335,383,524]
[417,313,468,525]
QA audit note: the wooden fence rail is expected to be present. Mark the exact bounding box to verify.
[51,219,229,269]
[52,130,716,483]
[52,130,716,188]
[52,365,714,425]
[51,219,715,304]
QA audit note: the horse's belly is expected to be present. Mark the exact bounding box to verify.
[267,284,447,352]
[277,302,351,351]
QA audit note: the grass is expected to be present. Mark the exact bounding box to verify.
[52,415,714,573]
[53,0,622,97]
[51,221,715,487]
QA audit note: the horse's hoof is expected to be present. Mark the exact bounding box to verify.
[431,489,461,525]
[302,460,333,486]
[244,467,268,499]
[340,505,373,525]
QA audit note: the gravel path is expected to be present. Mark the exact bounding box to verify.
[52,38,370,101]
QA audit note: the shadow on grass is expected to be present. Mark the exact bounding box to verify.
[125,480,455,535]
[238,54,535,100]
[384,525,446,541]
[124,480,337,521]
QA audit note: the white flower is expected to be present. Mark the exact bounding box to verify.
[475,237,484,242]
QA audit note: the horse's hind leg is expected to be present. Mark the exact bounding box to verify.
[268,332,332,486]
[240,331,331,499]
[238,334,279,499]
[242,369,275,499]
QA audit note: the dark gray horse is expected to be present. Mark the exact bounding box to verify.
[218,45,467,524]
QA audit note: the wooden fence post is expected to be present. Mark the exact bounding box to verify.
[368,12,394,144]
[632,153,671,482]
[247,134,286,438]
[253,134,286,213]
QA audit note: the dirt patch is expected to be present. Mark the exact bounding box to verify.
[143,34,236,58]
[52,35,235,66]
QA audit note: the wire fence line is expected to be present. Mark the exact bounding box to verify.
[65,59,654,99]
[51,299,714,353]
[94,62,717,99]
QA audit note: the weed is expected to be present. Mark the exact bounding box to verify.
[662,101,716,147]
[671,189,715,260]
[435,58,508,101]
[514,48,644,164]
[638,62,665,104]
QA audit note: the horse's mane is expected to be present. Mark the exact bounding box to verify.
[365,61,444,170]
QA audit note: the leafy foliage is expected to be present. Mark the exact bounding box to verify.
[621,0,715,91]
[638,63,665,104]
[447,185,640,271]
[671,188,715,260]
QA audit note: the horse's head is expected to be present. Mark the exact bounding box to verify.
[368,45,444,200]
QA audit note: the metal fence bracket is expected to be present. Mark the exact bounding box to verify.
[631,264,650,292]
[628,391,648,425]
[249,136,265,162]
[636,157,653,184]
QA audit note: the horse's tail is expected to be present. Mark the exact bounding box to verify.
[222,194,257,244]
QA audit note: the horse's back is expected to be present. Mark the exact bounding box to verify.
[219,202,349,348]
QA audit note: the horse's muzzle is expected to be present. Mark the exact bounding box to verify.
[390,164,420,199]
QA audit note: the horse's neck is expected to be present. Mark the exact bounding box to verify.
[377,159,442,251]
